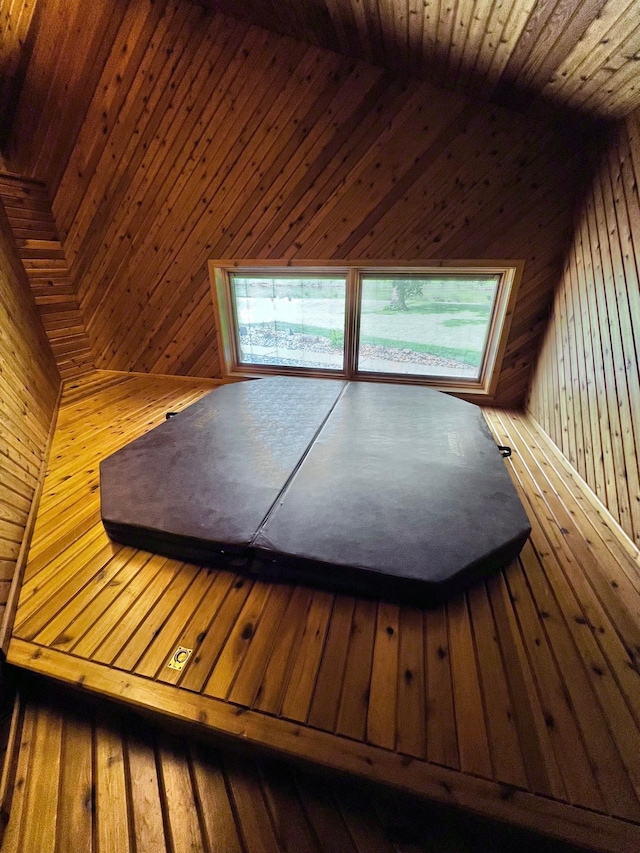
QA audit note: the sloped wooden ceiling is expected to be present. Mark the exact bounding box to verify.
[1,0,602,403]
[0,0,39,149]
[2,0,640,125]
[204,0,640,119]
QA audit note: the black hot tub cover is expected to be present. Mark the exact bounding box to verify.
[100,377,531,604]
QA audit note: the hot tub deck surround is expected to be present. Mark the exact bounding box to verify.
[7,371,640,853]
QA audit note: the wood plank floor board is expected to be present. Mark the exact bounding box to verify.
[335,598,378,742]
[306,595,355,734]
[466,582,528,789]
[251,586,315,717]
[56,705,94,852]
[258,764,322,853]
[135,566,220,680]
[178,575,253,695]
[159,570,240,689]
[367,601,400,752]
[423,604,460,771]
[228,583,295,707]
[95,712,134,853]
[112,562,201,672]
[16,540,117,634]
[486,410,640,730]
[25,508,105,573]
[158,733,206,853]
[39,549,155,653]
[504,558,606,812]
[18,700,63,853]
[6,372,640,853]
[73,554,175,660]
[223,753,283,853]
[294,770,362,853]
[1,699,38,853]
[126,721,168,853]
[189,741,245,853]
[279,590,334,725]
[486,571,567,800]
[395,605,427,760]
[447,593,492,779]
[93,561,199,667]
[204,580,274,701]
[32,547,147,648]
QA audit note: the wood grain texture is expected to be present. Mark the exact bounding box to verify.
[4,2,584,405]
[203,0,640,119]
[0,173,94,379]
[7,372,640,851]
[1,682,592,853]
[0,193,59,636]
[0,0,40,149]
[527,109,640,548]
[5,0,640,144]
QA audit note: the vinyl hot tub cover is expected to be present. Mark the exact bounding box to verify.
[100,377,531,604]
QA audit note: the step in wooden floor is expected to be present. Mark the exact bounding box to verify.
[2,677,592,853]
[6,371,640,852]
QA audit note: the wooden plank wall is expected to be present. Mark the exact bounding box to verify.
[203,0,640,120]
[4,0,584,405]
[0,198,59,631]
[527,107,640,550]
[0,173,95,379]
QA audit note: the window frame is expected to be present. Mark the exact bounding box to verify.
[209,259,523,398]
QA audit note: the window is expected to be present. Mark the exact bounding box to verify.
[230,274,347,371]
[210,260,523,397]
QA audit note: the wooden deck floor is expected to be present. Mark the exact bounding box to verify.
[1,678,589,853]
[6,371,640,852]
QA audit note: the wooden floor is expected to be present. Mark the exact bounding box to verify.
[2,678,591,853]
[6,371,640,852]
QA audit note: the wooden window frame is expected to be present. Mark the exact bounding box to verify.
[209,259,523,398]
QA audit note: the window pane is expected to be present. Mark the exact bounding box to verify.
[357,275,500,379]
[231,275,346,370]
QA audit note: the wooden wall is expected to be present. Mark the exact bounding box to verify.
[0,174,94,379]
[527,108,640,550]
[4,0,584,405]
[0,195,59,627]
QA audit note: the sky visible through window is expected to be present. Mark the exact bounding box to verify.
[231,273,500,379]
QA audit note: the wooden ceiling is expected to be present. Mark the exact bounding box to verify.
[202,0,640,120]
[0,0,586,405]
[0,0,39,148]
[2,0,639,130]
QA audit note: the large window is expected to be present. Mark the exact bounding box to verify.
[210,261,522,396]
